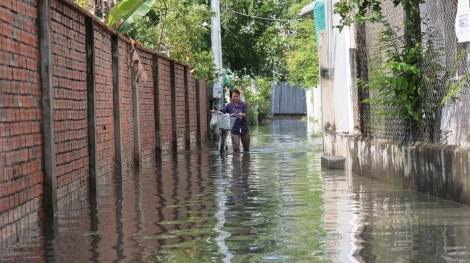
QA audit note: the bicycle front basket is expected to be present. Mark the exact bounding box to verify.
[216,113,237,130]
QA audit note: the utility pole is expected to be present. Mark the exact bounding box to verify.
[211,0,224,109]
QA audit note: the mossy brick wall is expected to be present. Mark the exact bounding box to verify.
[0,0,44,261]
[137,48,157,159]
[94,25,116,178]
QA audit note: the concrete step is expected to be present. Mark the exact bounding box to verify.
[321,155,345,169]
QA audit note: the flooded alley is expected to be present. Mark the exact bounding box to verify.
[3,118,470,263]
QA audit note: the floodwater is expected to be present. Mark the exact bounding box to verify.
[3,118,470,263]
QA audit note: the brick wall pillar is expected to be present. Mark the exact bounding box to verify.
[153,55,162,157]
[132,67,142,165]
[196,80,202,148]
[38,0,57,216]
[85,17,98,194]
[112,35,123,176]
[170,61,177,153]
[184,66,190,150]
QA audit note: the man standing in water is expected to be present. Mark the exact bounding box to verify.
[212,88,250,152]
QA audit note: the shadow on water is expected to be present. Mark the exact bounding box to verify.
[4,118,470,262]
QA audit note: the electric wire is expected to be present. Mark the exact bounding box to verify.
[221,5,306,22]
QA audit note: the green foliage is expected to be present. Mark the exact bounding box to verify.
[362,23,423,124]
[284,13,319,88]
[220,0,292,78]
[242,77,273,125]
[142,1,216,82]
[333,0,384,32]
[111,0,217,83]
[287,19,319,88]
[73,0,90,10]
[244,90,259,126]
[107,0,157,33]
[334,0,458,128]
[335,0,468,128]
[255,78,274,121]
[441,51,470,105]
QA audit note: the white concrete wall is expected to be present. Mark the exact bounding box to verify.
[318,0,356,136]
[306,85,322,133]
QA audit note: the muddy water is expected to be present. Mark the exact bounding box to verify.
[3,118,470,262]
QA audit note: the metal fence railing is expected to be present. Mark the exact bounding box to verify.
[356,0,470,147]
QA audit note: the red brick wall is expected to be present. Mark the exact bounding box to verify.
[137,48,156,159]
[119,39,134,169]
[188,73,197,147]
[158,57,173,154]
[51,0,90,204]
[0,0,210,255]
[0,0,44,260]
[94,26,115,177]
[175,64,186,151]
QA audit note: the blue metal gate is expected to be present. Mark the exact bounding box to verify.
[271,82,307,115]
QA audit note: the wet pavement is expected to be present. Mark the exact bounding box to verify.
[3,118,470,262]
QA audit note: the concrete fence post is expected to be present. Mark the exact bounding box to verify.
[184,66,190,150]
[111,35,123,176]
[37,0,57,216]
[85,17,97,194]
[170,61,177,153]
[153,55,162,157]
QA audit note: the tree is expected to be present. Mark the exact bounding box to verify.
[220,0,292,78]
[104,0,217,82]
[219,0,319,88]
[283,0,319,88]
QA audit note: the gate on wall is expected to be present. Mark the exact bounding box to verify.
[271,82,307,116]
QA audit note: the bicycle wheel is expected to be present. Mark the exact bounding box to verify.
[219,131,226,153]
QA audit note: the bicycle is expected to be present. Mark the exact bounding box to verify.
[215,111,239,153]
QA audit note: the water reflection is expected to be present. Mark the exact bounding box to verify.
[4,118,470,262]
